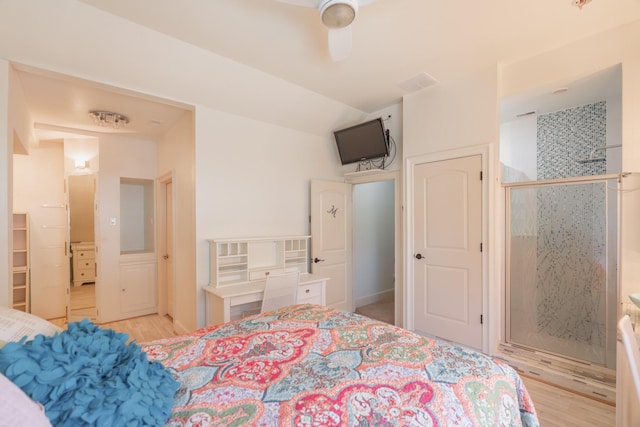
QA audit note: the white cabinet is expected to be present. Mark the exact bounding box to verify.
[120,253,157,315]
[12,213,29,312]
[204,236,327,326]
[71,242,95,287]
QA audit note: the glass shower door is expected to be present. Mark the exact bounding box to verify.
[506,177,617,368]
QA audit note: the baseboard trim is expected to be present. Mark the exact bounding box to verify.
[355,289,394,308]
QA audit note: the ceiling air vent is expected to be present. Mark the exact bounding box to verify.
[397,72,438,92]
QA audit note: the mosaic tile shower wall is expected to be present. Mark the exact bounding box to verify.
[537,101,607,179]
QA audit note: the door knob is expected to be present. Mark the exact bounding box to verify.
[313,257,325,263]
[163,254,169,260]
[415,253,424,260]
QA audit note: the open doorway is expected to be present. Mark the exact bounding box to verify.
[68,173,97,321]
[346,170,402,326]
[10,64,193,327]
[353,180,395,324]
[157,172,175,321]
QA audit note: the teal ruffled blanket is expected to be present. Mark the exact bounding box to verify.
[0,319,178,426]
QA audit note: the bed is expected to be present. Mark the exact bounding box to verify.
[0,304,539,426]
[142,304,539,426]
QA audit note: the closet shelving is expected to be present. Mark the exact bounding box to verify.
[12,213,29,312]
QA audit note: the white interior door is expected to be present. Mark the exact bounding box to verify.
[92,173,101,322]
[165,180,174,318]
[65,176,71,321]
[412,155,483,349]
[310,179,352,311]
[14,141,68,319]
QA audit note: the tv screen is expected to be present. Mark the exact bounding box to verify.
[334,118,388,165]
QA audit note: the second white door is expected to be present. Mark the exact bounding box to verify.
[412,155,483,349]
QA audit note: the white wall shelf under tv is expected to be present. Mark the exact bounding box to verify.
[343,168,388,178]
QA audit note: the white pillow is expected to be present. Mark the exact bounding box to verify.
[0,307,61,344]
[0,372,52,426]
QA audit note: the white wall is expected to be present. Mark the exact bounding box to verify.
[157,111,196,333]
[96,135,157,323]
[353,180,395,306]
[194,106,345,327]
[68,174,95,243]
[500,115,537,181]
[404,67,499,157]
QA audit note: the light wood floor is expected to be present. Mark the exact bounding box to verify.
[69,283,97,319]
[50,313,615,425]
[522,376,614,426]
[49,313,178,344]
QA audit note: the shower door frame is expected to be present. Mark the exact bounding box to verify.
[504,173,620,368]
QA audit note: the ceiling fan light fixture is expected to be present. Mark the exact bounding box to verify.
[320,0,357,28]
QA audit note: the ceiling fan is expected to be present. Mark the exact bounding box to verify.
[276,0,377,61]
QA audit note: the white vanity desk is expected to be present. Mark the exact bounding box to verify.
[203,273,327,326]
[204,236,327,326]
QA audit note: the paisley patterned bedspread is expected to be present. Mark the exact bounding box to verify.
[142,304,539,427]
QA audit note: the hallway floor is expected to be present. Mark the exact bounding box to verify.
[355,299,394,324]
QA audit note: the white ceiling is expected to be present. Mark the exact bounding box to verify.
[12,0,640,141]
[76,0,640,112]
[16,65,191,141]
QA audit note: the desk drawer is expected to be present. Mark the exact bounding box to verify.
[249,268,285,281]
[297,281,322,304]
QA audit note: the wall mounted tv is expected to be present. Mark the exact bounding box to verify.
[334,117,389,165]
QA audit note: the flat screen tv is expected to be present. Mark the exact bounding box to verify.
[334,118,388,165]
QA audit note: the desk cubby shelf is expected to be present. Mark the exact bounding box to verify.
[210,236,310,287]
